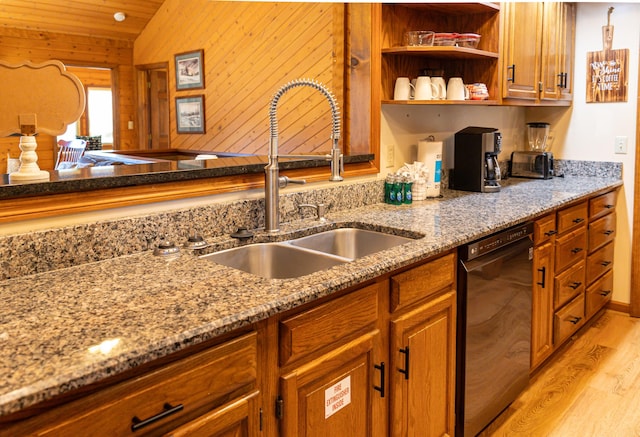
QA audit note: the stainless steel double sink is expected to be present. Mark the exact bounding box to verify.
[200,227,420,279]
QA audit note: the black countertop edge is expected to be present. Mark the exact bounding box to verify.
[0,154,375,200]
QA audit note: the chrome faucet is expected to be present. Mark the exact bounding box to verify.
[265,79,343,232]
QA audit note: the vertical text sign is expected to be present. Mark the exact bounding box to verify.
[325,375,351,419]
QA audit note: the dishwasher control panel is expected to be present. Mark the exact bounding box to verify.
[463,222,533,260]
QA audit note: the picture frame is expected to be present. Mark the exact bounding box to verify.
[174,49,204,90]
[176,95,206,134]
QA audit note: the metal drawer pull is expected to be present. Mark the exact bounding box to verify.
[605,204,614,209]
[569,281,582,290]
[131,403,184,432]
[537,267,546,288]
[568,316,582,325]
[604,230,614,235]
[557,73,564,88]
[374,362,385,398]
[398,346,410,380]
[600,290,612,297]
[571,247,583,254]
[572,217,585,224]
[507,64,516,82]
[601,260,612,267]
[544,230,557,237]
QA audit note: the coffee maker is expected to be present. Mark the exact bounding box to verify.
[451,126,502,193]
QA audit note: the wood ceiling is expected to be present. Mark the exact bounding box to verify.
[0,0,166,41]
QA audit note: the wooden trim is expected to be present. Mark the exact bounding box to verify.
[607,300,631,314]
[631,51,640,317]
[0,163,378,223]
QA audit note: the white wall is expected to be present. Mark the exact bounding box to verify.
[531,2,639,305]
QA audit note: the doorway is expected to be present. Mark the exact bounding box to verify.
[136,63,170,149]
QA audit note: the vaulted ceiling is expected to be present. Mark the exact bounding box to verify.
[0,0,166,41]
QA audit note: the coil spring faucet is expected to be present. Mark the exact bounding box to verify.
[265,78,343,232]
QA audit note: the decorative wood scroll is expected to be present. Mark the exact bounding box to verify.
[0,60,85,136]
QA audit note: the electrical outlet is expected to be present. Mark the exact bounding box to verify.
[386,144,395,168]
[615,136,628,154]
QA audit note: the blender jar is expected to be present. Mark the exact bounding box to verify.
[527,122,550,151]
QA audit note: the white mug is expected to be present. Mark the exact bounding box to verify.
[430,77,447,100]
[414,76,438,100]
[394,77,415,100]
[446,77,470,100]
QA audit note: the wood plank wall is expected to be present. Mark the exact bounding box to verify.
[0,27,136,171]
[134,1,346,156]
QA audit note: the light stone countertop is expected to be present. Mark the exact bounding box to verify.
[0,176,622,417]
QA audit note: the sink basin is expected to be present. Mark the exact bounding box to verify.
[289,228,414,259]
[200,243,348,279]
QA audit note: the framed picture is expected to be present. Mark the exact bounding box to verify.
[174,49,204,90]
[176,95,206,134]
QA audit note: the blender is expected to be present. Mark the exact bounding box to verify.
[510,122,554,179]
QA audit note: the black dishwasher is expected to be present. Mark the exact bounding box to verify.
[456,222,533,437]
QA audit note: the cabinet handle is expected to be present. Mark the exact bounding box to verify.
[544,230,557,237]
[568,316,583,325]
[374,362,385,398]
[601,260,612,267]
[131,403,184,432]
[605,204,614,209]
[604,230,614,236]
[571,247,583,254]
[507,64,516,83]
[398,347,410,380]
[537,267,546,288]
[562,72,568,88]
[557,73,564,88]
[600,290,612,297]
[573,217,585,224]
[569,281,582,290]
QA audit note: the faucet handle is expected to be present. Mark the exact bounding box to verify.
[279,176,306,188]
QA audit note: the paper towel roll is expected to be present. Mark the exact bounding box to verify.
[417,140,443,197]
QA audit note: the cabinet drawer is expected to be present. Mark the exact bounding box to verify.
[390,252,455,312]
[587,241,615,285]
[555,228,587,273]
[534,213,557,244]
[554,293,585,345]
[588,212,616,253]
[31,332,258,436]
[279,284,379,366]
[554,260,585,310]
[589,190,617,220]
[586,270,613,319]
[557,201,588,234]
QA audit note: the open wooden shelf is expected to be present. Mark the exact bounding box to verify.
[382,99,499,106]
[382,46,499,60]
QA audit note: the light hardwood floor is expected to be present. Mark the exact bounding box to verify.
[479,310,640,437]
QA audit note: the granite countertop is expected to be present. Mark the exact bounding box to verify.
[0,176,622,418]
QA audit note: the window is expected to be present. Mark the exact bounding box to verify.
[86,87,113,144]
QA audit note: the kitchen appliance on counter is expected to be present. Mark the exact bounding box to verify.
[510,122,554,179]
[450,126,502,193]
[456,222,534,437]
[510,150,554,179]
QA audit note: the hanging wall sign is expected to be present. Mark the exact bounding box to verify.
[586,6,629,103]
[586,49,628,103]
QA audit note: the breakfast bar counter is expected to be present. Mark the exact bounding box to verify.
[0,175,623,419]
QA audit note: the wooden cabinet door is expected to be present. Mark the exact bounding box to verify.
[279,331,384,437]
[559,2,576,101]
[539,2,562,100]
[501,2,543,100]
[389,290,456,437]
[531,241,554,370]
